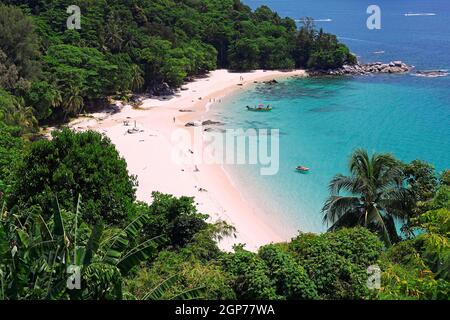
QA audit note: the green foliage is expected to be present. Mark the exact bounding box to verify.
[379,239,449,300]
[222,247,280,299]
[228,38,261,70]
[1,2,447,302]
[321,227,384,267]
[294,18,356,69]
[413,209,450,280]
[379,260,450,300]
[377,186,450,300]
[21,80,62,120]
[258,244,318,299]
[8,129,137,226]
[0,197,160,300]
[0,122,26,190]
[322,149,414,245]
[126,250,235,300]
[440,170,450,186]
[403,160,438,203]
[1,1,355,123]
[142,192,209,248]
[289,228,382,299]
[0,5,41,83]
[43,44,120,117]
[0,88,38,136]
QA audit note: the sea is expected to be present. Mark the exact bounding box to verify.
[208,0,450,235]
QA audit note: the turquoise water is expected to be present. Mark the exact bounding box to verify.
[211,76,450,233]
[209,0,450,234]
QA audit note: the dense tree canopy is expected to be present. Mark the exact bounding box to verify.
[8,129,137,226]
[0,4,41,84]
[0,0,355,122]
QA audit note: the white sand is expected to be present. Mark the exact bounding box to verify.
[67,69,307,251]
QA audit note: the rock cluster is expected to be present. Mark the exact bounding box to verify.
[185,119,224,127]
[149,82,175,96]
[310,61,410,76]
[263,79,279,84]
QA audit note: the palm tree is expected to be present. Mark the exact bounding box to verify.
[322,149,413,245]
[62,86,84,117]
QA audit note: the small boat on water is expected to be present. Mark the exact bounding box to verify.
[246,104,272,112]
[296,166,310,173]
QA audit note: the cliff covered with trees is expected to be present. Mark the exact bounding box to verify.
[0,0,355,123]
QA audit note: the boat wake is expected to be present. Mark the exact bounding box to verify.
[404,13,436,16]
[295,18,332,22]
[412,70,449,78]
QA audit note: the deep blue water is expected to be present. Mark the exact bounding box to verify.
[210,0,450,235]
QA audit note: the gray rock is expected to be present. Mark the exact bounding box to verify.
[149,82,174,96]
[185,122,200,127]
[202,120,224,126]
[309,61,410,77]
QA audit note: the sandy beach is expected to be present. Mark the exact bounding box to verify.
[67,69,307,251]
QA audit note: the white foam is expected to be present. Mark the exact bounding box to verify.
[404,13,436,16]
[313,18,333,22]
[295,18,332,22]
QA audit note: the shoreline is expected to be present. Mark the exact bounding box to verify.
[66,69,307,252]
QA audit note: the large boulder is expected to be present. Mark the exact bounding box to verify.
[149,82,174,96]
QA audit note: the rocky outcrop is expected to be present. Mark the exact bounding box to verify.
[309,61,410,76]
[149,82,175,96]
[202,120,223,126]
[185,121,201,127]
[185,120,224,127]
[263,79,279,84]
[204,127,226,133]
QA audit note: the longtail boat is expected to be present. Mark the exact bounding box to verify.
[296,166,310,173]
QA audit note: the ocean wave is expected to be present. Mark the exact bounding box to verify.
[404,13,436,16]
[338,37,381,44]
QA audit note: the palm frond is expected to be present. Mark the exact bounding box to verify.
[366,207,392,246]
[83,224,104,266]
[142,274,180,300]
[322,195,361,226]
[52,197,65,239]
[116,236,160,275]
[142,274,205,300]
[328,174,360,195]
[327,208,362,231]
[74,194,82,264]
[170,287,206,300]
